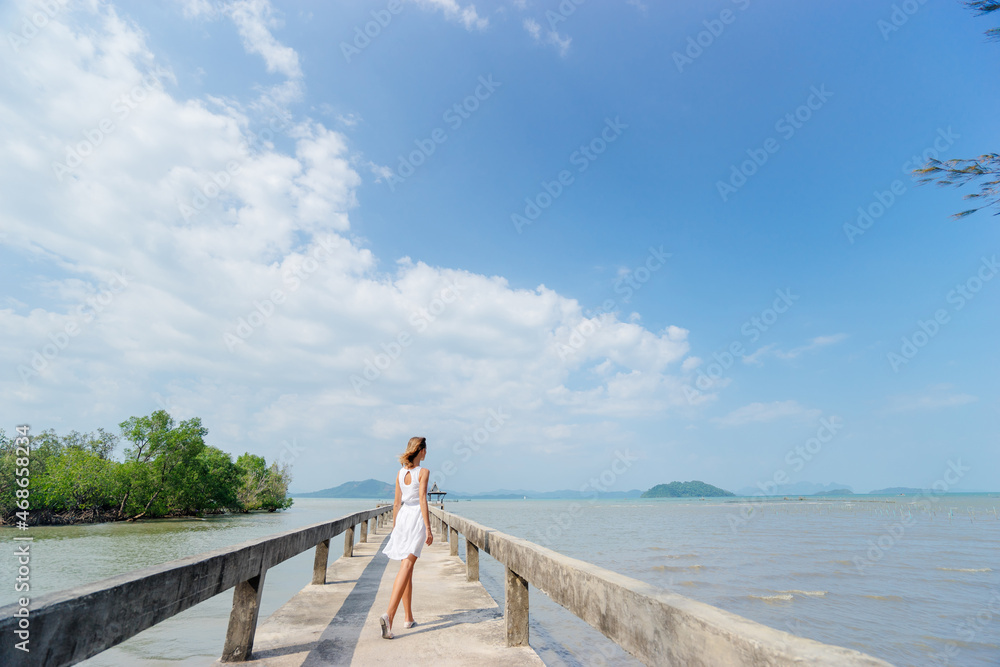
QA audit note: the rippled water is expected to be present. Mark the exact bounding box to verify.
[1,495,997,666]
[449,495,1000,667]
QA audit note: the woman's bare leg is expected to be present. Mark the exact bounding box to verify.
[402,573,414,623]
[386,555,417,626]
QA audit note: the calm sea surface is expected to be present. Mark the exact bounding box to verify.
[1,495,998,666]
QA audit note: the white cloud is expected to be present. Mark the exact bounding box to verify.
[225,0,302,79]
[0,0,697,493]
[743,333,848,366]
[175,0,216,19]
[172,0,302,80]
[413,0,489,30]
[884,385,978,413]
[523,17,571,57]
[715,401,822,427]
[523,17,541,40]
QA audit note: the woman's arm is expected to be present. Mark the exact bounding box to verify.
[392,473,401,529]
[419,468,433,545]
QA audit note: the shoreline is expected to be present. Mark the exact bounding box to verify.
[0,507,288,527]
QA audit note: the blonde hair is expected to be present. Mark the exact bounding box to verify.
[398,436,426,468]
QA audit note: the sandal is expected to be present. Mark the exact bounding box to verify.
[379,613,393,639]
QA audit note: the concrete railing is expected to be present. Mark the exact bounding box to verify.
[0,505,393,667]
[429,506,894,667]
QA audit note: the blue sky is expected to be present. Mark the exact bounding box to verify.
[1,0,997,495]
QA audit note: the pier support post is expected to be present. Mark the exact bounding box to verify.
[370,516,377,535]
[311,538,329,585]
[344,525,355,557]
[360,519,368,543]
[222,569,267,661]
[450,526,458,556]
[466,539,479,581]
[504,566,529,647]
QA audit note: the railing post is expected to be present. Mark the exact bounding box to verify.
[504,566,529,647]
[466,539,479,581]
[344,524,355,557]
[312,538,330,585]
[221,570,267,661]
[449,526,458,556]
[360,519,368,543]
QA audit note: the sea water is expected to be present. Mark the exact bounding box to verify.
[0,495,996,666]
[449,495,1000,667]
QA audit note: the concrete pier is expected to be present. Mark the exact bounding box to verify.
[0,503,894,666]
[211,529,543,666]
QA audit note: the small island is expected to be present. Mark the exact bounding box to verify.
[812,488,853,496]
[641,480,735,498]
[868,487,931,495]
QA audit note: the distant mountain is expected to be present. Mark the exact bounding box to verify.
[447,489,644,500]
[294,479,394,498]
[734,481,853,496]
[867,487,932,495]
[293,481,643,500]
[812,488,853,496]
[641,481,734,498]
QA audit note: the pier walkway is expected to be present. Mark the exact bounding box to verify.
[0,504,895,666]
[214,526,543,666]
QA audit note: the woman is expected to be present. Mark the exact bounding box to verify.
[379,436,433,639]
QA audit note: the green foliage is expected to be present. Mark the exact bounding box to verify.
[641,480,735,498]
[37,448,118,511]
[965,1,999,40]
[0,412,293,524]
[915,154,1000,219]
[914,4,999,216]
[235,453,294,512]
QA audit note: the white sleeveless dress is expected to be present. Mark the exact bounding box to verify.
[382,465,427,560]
